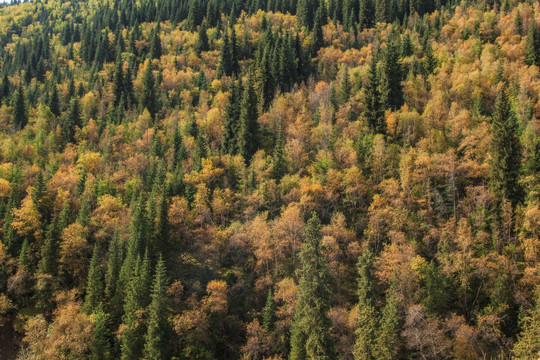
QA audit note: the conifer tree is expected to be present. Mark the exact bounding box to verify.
[258,44,276,110]
[271,131,287,181]
[218,30,233,77]
[150,24,162,60]
[222,78,242,155]
[49,84,61,117]
[289,213,335,360]
[375,0,388,23]
[237,70,259,162]
[489,84,522,205]
[525,21,539,66]
[262,288,275,331]
[83,244,104,314]
[37,215,60,276]
[12,85,27,130]
[90,306,111,360]
[373,283,399,360]
[364,56,385,133]
[196,20,209,54]
[143,256,170,360]
[142,61,158,119]
[339,66,351,105]
[358,0,374,31]
[353,248,377,360]
[379,41,403,111]
[112,53,124,108]
[105,232,122,304]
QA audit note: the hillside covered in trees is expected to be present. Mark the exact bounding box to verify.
[0,0,539,358]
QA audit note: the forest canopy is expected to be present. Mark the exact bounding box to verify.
[0,0,539,359]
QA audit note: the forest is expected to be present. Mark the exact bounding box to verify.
[0,0,539,358]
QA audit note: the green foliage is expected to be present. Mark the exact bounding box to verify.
[289,213,335,360]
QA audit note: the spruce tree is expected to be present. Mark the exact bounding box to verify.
[61,97,81,145]
[289,213,335,360]
[339,66,351,105]
[112,53,124,108]
[353,248,377,360]
[143,256,170,360]
[217,30,233,77]
[83,244,104,314]
[258,44,276,110]
[150,24,162,60]
[222,78,242,154]
[196,20,209,54]
[49,84,61,117]
[12,85,27,130]
[262,288,276,331]
[271,131,287,181]
[237,70,259,162]
[37,215,60,276]
[489,84,522,205]
[525,21,539,66]
[364,56,385,133]
[142,61,158,119]
[379,41,403,111]
[373,283,399,360]
[375,0,388,23]
[90,306,111,360]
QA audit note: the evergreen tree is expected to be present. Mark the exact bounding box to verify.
[142,61,158,119]
[422,39,436,75]
[379,41,403,111]
[105,232,122,303]
[237,70,259,162]
[112,53,125,108]
[61,97,82,145]
[83,244,104,314]
[218,30,233,77]
[49,84,61,117]
[358,0,374,31]
[353,248,377,360]
[525,21,539,66]
[271,131,287,180]
[373,283,399,360]
[489,84,523,205]
[364,56,385,133]
[339,66,351,105]
[196,20,209,54]
[90,307,111,360]
[262,288,275,331]
[375,0,388,23]
[289,213,335,360]
[12,85,27,130]
[37,215,60,276]
[150,24,162,60]
[143,256,170,360]
[222,78,242,154]
[258,44,276,110]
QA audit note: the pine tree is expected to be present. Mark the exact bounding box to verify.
[373,283,399,360]
[271,131,287,181]
[262,288,275,331]
[12,85,27,130]
[338,66,351,105]
[525,21,539,66]
[222,78,242,154]
[90,306,111,360]
[196,20,209,54]
[49,84,61,117]
[218,30,233,77]
[112,53,124,108]
[37,215,60,276]
[353,248,377,360]
[364,56,385,133]
[237,71,259,162]
[375,0,388,23]
[489,84,523,205]
[379,41,403,111]
[143,256,170,360]
[289,213,335,360]
[83,244,104,314]
[150,24,162,60]
[142,61,158,119]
